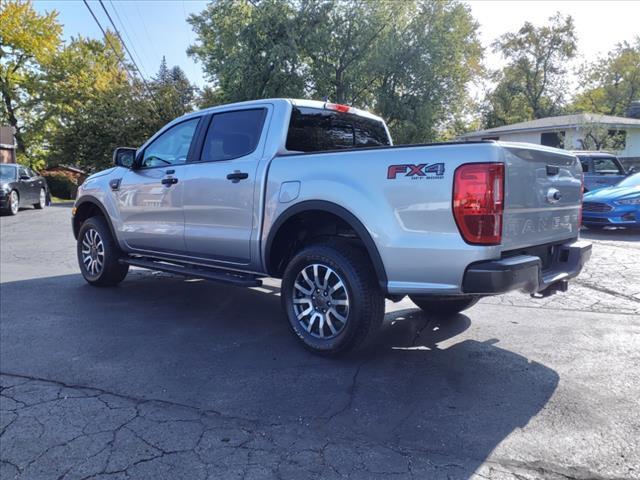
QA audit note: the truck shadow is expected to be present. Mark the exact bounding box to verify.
[0,272,559,477]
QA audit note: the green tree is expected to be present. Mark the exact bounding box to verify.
[373,0,482,143]
[572,38,640,116]
[44,35,156,172]
[299,0,400,105]
[188,0,482,143]
[197,85,225,109]
[483,13,577,128]
[577,122,627,151]
[188,0,306,102]
[47,80,155,172]
[150,57,197,123]
[0,0,61,160]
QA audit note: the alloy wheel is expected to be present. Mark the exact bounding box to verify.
[10,191,18,215]
[292,263,350,339]
[81,228,105,276]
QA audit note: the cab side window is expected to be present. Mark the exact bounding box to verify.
[200,109,266,162]
[141,118,200,168]
[593,157,620,175]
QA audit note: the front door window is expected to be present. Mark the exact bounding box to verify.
[141,119,200,168]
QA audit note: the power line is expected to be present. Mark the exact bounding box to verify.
[107,0,151,80]
[134,1,157,61]
[82,0,161,119]
[98,0,185,112]
[81,0,132,81]
[97,0,150,86]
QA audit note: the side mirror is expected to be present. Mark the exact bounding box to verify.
[19,174,30,180]
[627,166,636,175]
[113,147,137,169]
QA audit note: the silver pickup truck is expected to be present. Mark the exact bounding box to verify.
[72,99,591,354]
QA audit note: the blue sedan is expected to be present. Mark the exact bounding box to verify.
[582,173,640,229]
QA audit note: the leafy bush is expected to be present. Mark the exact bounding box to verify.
[43,173,78,199]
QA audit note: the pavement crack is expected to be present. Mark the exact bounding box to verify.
[324,357,371,423]
[0,371,259,425]
[574,279,640,303]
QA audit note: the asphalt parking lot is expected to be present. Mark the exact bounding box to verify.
[1,205,639,480]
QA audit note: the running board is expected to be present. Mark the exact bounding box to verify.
[119,257,262,287]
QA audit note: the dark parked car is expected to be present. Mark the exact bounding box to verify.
[0,163,49,216]
[573,151,635,192]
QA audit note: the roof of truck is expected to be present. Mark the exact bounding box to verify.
[182,98,385,123]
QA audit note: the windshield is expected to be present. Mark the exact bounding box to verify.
[616,172,640,188]
[0,165,16,181]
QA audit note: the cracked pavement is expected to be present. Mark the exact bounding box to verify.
[1,206,639,479]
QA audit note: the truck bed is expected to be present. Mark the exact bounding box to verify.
[264,141,582,294]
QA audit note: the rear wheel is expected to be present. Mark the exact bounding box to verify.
[410,295,480,316]
[34,188,46,209]
[281,242,384,355]
[77,216,129,286]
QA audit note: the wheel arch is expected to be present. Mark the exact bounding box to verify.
[264,200,388,292]
[72,196,117,241]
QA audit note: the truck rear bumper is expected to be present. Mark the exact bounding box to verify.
[462,240,592,295]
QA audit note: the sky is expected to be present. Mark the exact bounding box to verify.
[34,0,640,92]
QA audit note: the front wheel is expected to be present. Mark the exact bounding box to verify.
[77,216,129,286]
[281,242,384,355]
[410,295,480,316]
[3,190,20,215]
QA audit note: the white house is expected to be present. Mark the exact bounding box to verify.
[459,113,640,166]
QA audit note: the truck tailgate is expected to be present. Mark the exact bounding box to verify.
[500,143,582,251]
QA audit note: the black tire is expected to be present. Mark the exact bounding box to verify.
[77,215,129,286]
[409,295,480,316]
[33,188,46,209]
[281,241,385,356]
[584,224,605,230]
[2,190,19,216]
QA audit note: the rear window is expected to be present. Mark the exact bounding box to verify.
[286,107,390,153]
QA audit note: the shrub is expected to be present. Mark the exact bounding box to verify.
[43,173,78,199]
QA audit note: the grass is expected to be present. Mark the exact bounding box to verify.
[50,196,74,204]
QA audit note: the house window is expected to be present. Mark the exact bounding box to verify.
[541,131,565,148]
[607,130,626,149]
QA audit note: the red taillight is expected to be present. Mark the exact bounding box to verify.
[325,102,351,113]
[453,163,505,245]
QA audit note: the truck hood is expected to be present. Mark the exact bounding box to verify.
[85,167,117,183]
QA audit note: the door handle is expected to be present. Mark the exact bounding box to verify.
[161,177,178,186]
[226,171,249,183]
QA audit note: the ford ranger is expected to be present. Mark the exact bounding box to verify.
[72,99,592,354]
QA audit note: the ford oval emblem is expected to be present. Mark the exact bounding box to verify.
[546,188,562,204]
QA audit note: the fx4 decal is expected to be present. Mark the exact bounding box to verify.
[387,163,445,179]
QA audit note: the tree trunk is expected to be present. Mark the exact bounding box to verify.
[1,86,25,155]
